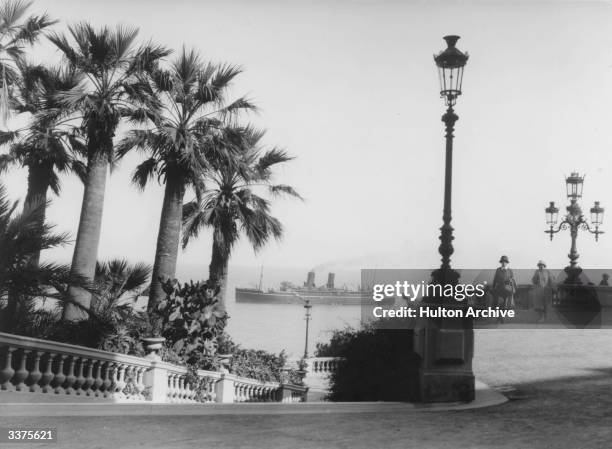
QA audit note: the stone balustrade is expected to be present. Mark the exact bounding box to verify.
[308,357,341,375]
[0,332,151,402]
[232,376,280,402]
[0,332,307,404]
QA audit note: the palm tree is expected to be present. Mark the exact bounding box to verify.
[0,183,88,332]
[116,48,255,312]
[0,0,56,123]
[0,62,85,265]
[182,127,301,307]
[47,24,169,320]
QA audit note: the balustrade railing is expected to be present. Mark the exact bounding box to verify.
[0,332,308,404]
[307,357,342,375]
[0,332,150,401]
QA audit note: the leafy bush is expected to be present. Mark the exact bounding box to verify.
[324,325,421,402]
[217,333,301,383]
[153,279,228,366]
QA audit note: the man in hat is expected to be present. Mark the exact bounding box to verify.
[599,274,610,286]
[532,260,554,323]
[492,255,517,323]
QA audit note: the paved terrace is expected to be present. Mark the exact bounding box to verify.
[1,329,611,448]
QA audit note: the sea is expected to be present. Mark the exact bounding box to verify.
[178,265,364,358]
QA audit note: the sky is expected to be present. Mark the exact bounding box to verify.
[3,0,612,277]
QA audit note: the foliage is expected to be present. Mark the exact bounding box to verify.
[49,259,151,354]
[153,279,228,365]
[182,126,301,288]
[217,333,300,383]
[0,62,86,191]
[0,183,90,332]
[0,0,56,122]
[117,47,256,193]
[314,326,358,357]
[324,325,421,402]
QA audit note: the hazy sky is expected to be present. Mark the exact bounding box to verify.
[3,0,612,276]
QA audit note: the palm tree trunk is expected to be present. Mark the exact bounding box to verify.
[63,152,108,321]
[209,229,230,311]
[23,162,52,267]
[148,176,186,312]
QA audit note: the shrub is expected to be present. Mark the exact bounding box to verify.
[153,279,228,366]
[324,325,421,402]
[217,333,301,383]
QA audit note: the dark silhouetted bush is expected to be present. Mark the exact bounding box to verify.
[324,325,421,402]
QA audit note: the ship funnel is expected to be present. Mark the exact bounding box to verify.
[306,271,316,288]
[327,273,335,289]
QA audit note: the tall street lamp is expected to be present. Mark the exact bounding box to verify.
[303,299,312,358]
[415,36,474,404]
[545,172,604,283]
[431,35,469,287]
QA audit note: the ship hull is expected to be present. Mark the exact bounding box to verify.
[235,288,365,305]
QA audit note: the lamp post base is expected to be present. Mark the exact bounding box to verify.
[414,303,475,403]
[564,265,583,284]
[420,370,475,403]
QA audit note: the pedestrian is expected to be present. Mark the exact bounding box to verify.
[599,274,609,286]
[531,260,554,323]
[492,255,517,323]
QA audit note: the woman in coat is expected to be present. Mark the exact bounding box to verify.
[492,255,517,323]
[532,260,554,323]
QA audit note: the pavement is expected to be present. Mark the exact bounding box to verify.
[0,380,506,416]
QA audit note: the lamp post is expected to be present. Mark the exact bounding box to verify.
[303,299,312,359]
[414,36,474,404]
[431,35,469,287]
[545,173,604,283]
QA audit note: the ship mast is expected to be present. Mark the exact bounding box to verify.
[258,265,264,291]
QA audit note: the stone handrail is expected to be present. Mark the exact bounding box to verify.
[307,357,342,374]
[0,332,307,404]
[0,332,151,401]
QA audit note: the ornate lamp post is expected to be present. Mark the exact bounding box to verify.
[431,35,469,287]
[545,173,604,283]
[415,36,474,404]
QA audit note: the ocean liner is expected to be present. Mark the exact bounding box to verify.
[235,271,365,305]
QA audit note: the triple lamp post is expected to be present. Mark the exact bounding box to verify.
[545,173,604,284]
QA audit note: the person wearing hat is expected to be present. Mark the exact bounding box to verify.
[492,255,517,323]
[532,260,554,323]
[599,273,610,286]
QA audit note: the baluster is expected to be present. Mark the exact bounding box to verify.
[167,373,175,402]
[82,359,94,396]
[40,353,55,393]
[135,367,146,400]
[207,378,217,403]
[52,354,67,394]
[114,364,126,399]
[28,351,43,393]
[107,364,119,398]
[101,362,113,397]
[74,358,86,395]
[64,356,77,394]
[0,347,16,391]
[91,361,103,396]
[187,378,196,402]
[13,349,30,391]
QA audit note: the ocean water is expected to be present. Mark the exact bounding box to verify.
[178,265,364,357]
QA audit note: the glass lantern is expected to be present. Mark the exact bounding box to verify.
[434,35,469,106]
[590,201,604,226]
[545,201,559,226]
[565,172,584,200]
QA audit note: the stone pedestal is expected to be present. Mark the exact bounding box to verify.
[414,307,475,403]
[215,374,235,403]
